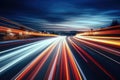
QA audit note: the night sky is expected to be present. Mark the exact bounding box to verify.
[0,0,120,31]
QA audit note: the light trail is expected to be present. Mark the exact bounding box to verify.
[47,40,62,80]
[0,38,48,53]
[68,37,115,80]
[79,36,120,40]
[76,36,120,47]
[84,44,120,64]
[60,38,70,80]
[0,38,58,73]
[76,26,120,36]
[73,37,120,64]
[68,37,88,63]
[64,39,83,80]
[0,36,119,80]
[0,26,57,37]
[15,37,64,80]
[74,37,120,56]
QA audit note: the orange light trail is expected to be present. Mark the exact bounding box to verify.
[74,36,120,56]
[64,40,83,80]
[76,36,120,47]
[1,36,119,80]
[44,40,62,80]
[68,37,115,80]
[0,26,57,37]
[15,39,59,80]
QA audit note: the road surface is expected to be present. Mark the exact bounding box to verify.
[0,36,120,80]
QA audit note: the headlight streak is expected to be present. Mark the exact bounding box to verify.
[81,36,120,40]
[15,37,61,80]
[0,38,57,61]
[85,44,120,64]
[68,37,115,80]
[68,37,88,63]
[0,39,47,54]
[72,54,87,80]
[67,37,88,80]
[73,37,120,64]
[0,38,41,44]
[76,36,120,47]
[60,38,70,80]
[74,37,120,56]
[0,37,58,73]
[14,36,84,80]
[64,39,85,80]
[0,36,119,80]
[46,39,62,80]
[0,37,47,51]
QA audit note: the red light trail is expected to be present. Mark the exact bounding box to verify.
[0,36,119,80]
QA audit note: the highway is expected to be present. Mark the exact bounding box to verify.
[0,36,120,80]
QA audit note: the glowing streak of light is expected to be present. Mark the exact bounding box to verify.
[76,36,120,47]
[74,37,120,56]
[64,39,83,80]
[72,55,87,80]
[0,38,57,61]
[0,26,57,36]
[0,44,44,72]
[47,41,62,80]
[0,43,41,61]
[0,38,57,73]
[69,37,115,80]
[0,39,47,54]
[26,43,58,80]
[1,36,118,80]
[59,36,70,80]
[62,39,70,80]
[15,38,60,80]
[44,37,65,80]
[83,44,120,64]
[76,27,120,36]
[73,37,120,64]
[81,36,120,40]
[67,38,87,80]
[68,37,88,63]
[47,36,69,80]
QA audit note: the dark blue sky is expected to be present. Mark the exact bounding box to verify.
[0,0,120,31]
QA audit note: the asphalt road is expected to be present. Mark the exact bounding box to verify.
[0,36,120,80]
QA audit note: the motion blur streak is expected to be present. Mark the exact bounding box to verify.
[64,40,83,80]
[68,37,115,79]
[15,38,60,80]
[68,37,88,63]
[76,36,120,47]
[74,36,120,56]
[73,37,120,64]
[0,38,58,73]
[47,40,62,80]
[0,26,57,37]
[14,36,84,80]
[0,36,119,80]
[60,38,70,80]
